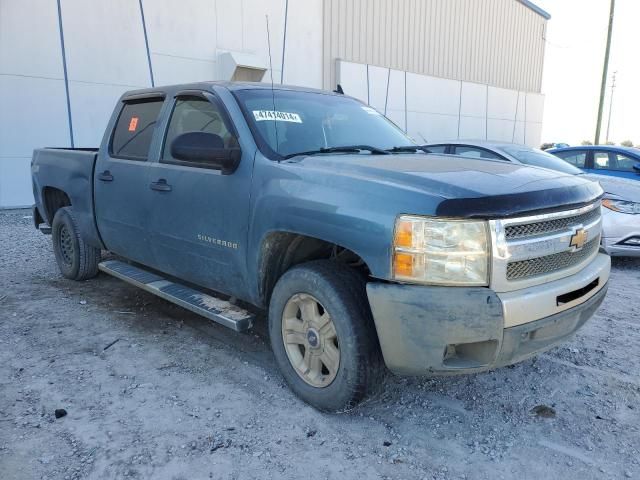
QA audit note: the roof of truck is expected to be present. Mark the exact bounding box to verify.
[121,81,338,100]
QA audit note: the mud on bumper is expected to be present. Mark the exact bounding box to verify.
[366,277,608,376]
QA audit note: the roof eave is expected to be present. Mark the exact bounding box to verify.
[517,0,551,20]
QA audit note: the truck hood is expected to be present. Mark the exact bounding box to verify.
[288,153,603,218]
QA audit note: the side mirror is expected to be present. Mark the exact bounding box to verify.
[633,163,640,174]
[170,131,241,174]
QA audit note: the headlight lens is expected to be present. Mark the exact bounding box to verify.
[602,198,640,214]
[392,215,490,286]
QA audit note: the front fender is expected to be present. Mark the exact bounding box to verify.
[245,157,443,304]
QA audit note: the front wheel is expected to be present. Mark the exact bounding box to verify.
[268,260,384,411]
[51,206,100,281]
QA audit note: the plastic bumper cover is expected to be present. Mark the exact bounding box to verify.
[367,275,608,376]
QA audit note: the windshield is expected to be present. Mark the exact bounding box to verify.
[499,145,583,175]
[233,89,414,158]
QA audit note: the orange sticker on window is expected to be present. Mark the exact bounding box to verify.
[128,117,139,132]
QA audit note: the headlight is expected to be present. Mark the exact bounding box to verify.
[602,198,640,214]
[392,215,490,286]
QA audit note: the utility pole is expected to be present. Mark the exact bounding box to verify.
[595,0,616,145]
[605,71,617,144]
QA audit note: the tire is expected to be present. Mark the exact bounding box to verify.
[268,260,384,411]
[51,206,100,281]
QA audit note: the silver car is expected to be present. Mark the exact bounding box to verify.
[421,140,640,257]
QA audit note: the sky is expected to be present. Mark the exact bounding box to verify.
[535,0,640,145]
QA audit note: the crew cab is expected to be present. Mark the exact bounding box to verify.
[32,82,610,411]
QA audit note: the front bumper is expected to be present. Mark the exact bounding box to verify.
[367,253,610,375]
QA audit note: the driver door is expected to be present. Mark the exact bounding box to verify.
[146,91,253,298]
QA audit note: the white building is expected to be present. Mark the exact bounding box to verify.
[0,0,550,208]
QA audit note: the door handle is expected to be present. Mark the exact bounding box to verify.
[98,170,113,182]
[150,179,172,192]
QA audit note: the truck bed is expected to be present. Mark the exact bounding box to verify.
[32,147,103,248]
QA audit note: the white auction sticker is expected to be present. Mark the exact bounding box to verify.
[252,110,302,123]
[361,106,380,115]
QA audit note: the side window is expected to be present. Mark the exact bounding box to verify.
[554,151,587,168]
[424,145,448,154]
[110,98,164,160]
[593,151,611,170]
[162,96,236,165]
[613,153,638,171]
[453,146,501,160]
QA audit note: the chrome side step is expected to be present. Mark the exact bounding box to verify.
[98,260,254,332]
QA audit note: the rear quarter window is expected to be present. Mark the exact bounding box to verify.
[110,98,164,160]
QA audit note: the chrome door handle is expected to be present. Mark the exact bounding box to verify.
[98,170,113,182]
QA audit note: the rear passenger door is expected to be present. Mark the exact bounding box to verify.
[95,95,165,267]
[146,91,253,298]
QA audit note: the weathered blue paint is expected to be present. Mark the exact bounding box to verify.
[367,281,607,375]
[32,82,603,310]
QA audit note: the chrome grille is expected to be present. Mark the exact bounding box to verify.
[505,207,601,240]
[506,237,600,281]
[490,201,603,291]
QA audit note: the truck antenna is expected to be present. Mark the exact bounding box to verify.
[265,15,280,155]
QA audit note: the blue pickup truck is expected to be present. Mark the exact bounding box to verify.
[32,82,610,411]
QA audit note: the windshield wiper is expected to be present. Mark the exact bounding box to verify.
[385,145,431,153]
[283,145,390,159]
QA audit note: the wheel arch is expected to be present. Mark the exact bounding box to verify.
[42,186,71,224]
[257,231,372,307]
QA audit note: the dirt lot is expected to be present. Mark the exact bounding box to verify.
[1,209,639,480]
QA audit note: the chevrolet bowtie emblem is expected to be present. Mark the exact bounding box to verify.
[569,228,588,250]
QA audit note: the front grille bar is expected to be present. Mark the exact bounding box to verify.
[505,207,601,240]
[506,237,600,281]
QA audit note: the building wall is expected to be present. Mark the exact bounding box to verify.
[0,0,323,207]
[0,0,546,208]
[337,60,544,146]
[323,0,547,93]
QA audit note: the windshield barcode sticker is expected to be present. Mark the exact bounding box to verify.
[252,110,302,123]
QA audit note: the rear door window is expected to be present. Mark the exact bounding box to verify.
[424,145,448,154]
[110,98,164,160]
[553,150,587,168]
[593,151,611,170]
[452,146,502,160]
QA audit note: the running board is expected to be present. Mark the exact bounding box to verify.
[98,260,254,332]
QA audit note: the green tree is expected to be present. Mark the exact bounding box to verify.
[620,140,634,147]
[581,140,593,145]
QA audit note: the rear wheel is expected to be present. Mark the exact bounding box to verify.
[52,207,100,280]
[268,260,384,411]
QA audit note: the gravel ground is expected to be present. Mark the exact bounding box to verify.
[1,209,639,480]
